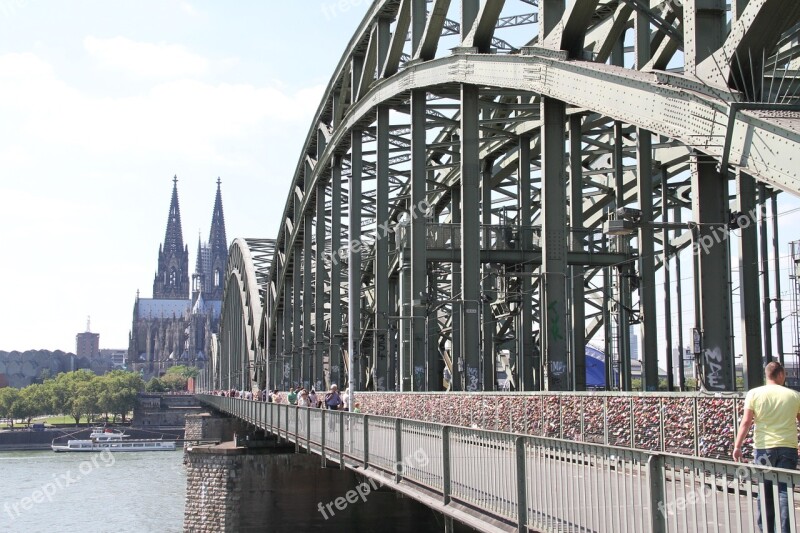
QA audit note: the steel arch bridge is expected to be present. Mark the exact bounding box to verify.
[218,0,800,395]
[213,238,276,391]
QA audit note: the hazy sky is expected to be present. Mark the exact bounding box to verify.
[0,0,368,351]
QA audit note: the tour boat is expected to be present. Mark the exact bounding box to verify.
[51,427,177,452]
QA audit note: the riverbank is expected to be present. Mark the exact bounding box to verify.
[0,426,185,451]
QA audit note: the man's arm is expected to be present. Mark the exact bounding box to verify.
[733,409,754,462]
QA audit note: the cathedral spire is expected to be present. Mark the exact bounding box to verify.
[206,178,228,301]
[208,178,227,257]
[163,176,185,255]
[153,176,190,299]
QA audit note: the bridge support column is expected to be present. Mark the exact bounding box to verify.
[738,171,763,388]
[568,117,585,391]
[315,182,326,393]
[519,134,535,391]
[482,161,495,391]
[411,88,428,390]
[638,129,659,391]
[449,183,462,392]
[692,153,734,391]
[461,84,482,391]
[293,245,302,389]
[540,96,569,391]
[283,265,293,390]
[330,157,343,389]
[613,121,632,391]
[374,105,390,391]
[349,129,363,392]
[303,210,313,390]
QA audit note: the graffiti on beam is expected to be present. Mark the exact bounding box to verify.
[547,300,564,341]
[467,366,479,392]
[414,366,424,390]
[703,347,726,391]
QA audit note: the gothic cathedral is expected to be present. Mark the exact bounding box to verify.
[127,177,228,376]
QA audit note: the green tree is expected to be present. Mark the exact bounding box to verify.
[102,371,144,423]
[12,384,49,426]
[0,387,19,427]
[165,365,199,379]
[160,373,187,392]
[145,377,166,393]
[52,370,97,425]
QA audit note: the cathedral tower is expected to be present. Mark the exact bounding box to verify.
[153,176,190,299]
[192,178,228,302]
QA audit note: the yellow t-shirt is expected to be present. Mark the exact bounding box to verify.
[744,384,800,449]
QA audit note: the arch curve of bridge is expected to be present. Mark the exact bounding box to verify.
[261,0,800,394]
[216,238,267,391]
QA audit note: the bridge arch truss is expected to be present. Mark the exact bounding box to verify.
[211,238,276,392]
[257,0,800,394]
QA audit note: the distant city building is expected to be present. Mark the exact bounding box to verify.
[76,330,100,358]
[99,349,127,368]
[629,326,639,361]
[128,177,228,376]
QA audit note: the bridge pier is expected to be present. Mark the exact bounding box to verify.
[184,431,474,532]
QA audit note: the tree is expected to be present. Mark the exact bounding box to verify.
[0,387,19,427]
[160,373,187,392]
[165,365,199,379]
[52,370,97,425]
[102,371,144,423]
[12,385,48,427]
[145,377,166,393]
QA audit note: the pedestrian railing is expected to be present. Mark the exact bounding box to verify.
[198,395,800,533]
[354,391,750,461]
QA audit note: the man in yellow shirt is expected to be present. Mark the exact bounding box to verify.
[733,362,800,533]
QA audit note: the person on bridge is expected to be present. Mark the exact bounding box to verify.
[324,385,342,410]
[733,361,800,533]
[287,387,298,405]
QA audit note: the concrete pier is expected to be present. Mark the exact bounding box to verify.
[183,412,474,532]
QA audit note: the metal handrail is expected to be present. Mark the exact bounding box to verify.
[198,395,799,533]
[350,391,750,462]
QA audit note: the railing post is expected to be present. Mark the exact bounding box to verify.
[295,406,300,453]
[363,415,369,469]
[442,426,451,505]
[693,398,699,457]
[603,395,609,445]
[659,397,665,452]
[320,409,326,467]
[339,411,345,470]
[629,397,635,449]
[648,455,667,533]
[306,407,311,452]
[516,436,528,533]
[395,418,403,482]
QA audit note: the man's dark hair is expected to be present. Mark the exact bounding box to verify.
[766,361,785,381]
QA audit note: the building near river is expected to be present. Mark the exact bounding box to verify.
[128,177,228,377]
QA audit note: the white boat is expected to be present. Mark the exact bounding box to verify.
[51,427,177,452]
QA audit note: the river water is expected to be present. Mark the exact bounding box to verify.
[0,450,185,533]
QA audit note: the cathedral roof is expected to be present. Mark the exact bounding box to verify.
[136,299,190,320]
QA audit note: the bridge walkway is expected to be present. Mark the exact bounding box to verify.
[198,395,800,533]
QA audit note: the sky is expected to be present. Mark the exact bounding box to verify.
[0,0,369,352]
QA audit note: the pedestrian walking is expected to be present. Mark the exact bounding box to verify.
[733,362,800,533]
